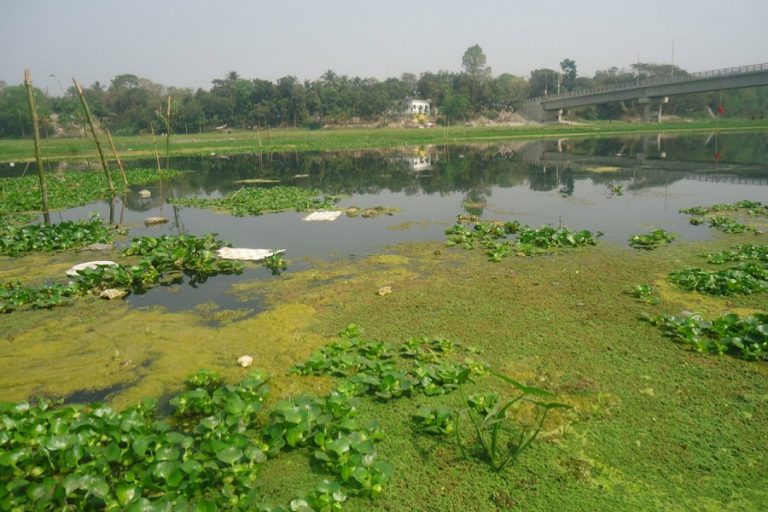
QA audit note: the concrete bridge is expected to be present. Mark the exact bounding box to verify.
[521,62,768,122]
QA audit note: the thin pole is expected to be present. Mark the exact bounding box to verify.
[23,69,51,224]
[73,78,114,193]
[150,124,162,174]
[106,128,128,185]
[165,95,172,171]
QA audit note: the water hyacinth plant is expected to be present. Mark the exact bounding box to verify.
[169,186,338,216]
[668,264,768,296]
[0,168,179,219]
[628,228,676,250]
[445,220,601,261]
[0,234,261,314]
[643,311,768,361]
[0,217,120,256]
[679,200,766,234]
[0,368,391,510]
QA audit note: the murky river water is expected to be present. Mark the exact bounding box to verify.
[1,131,766,403]
[43,132,768,305]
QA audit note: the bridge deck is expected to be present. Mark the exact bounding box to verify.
[521,62,768,119]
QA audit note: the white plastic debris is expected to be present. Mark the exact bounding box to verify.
[303,211,342,222]
[216,247,285,261]
[237,355,254,368]
[66,261,119,277]
[138,189,151,198]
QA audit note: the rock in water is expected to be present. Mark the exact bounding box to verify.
[144,217,169,226]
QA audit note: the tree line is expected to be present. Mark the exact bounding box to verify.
[1,45,766,138]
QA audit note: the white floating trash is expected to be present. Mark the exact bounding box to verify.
[216,247,285,261]
[66,261,119,277]
[303,211,342,222]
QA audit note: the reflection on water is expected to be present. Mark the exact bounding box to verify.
[3,132,767,310]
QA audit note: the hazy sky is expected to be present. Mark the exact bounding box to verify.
[2,0,767,94]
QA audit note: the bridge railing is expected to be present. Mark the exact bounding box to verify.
[525,62,768,104]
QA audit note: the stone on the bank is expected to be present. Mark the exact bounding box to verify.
[85,243,114,251]
[144,216,169,226]
[100,288,128,300]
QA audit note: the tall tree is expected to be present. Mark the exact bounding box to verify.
[0,85,49,137]
[441,91,471,122]
[528,69,560,98]
[461,44,492,80]
[560,58,577,91]
[489,74,528,110]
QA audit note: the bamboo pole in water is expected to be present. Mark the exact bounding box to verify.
[165,95,172,171]
[73,78,114,193]
[106,128,128,185]
[23,70,51,224]
[150,124,162,174]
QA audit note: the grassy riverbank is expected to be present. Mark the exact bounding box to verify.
[1,118,767,163]
[2,231,766,510]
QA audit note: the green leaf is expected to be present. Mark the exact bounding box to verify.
[156,446,180,461]
[132,437,153,457]
[85,476,110,500]
[44,435,73,451]
[180,459,203,474]
[116,482,140,506]
[104,441,122,462]
[193,501,218,512]
[216,446,243,465]
[153,461,181,481]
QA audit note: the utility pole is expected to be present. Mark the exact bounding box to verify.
[671,39,675,79]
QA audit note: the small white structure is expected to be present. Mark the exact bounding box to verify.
[404,98,431,115]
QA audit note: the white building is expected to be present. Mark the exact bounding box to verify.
[404,98,431,115]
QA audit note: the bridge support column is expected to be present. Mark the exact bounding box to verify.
[639,97,652,122]
[639,96,668,122]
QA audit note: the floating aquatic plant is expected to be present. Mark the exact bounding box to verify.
[445,220,601,261]
[668,263,768,296]
[169,186,338,216]
[643,311,768,361]
[628,228,676,250]
[0,217,120,256]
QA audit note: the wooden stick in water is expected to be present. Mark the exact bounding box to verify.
[73,78,114,193]
[106,128,128,185]
[23,70,51,224]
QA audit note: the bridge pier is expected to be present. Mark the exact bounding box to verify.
[639,97,668,122]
